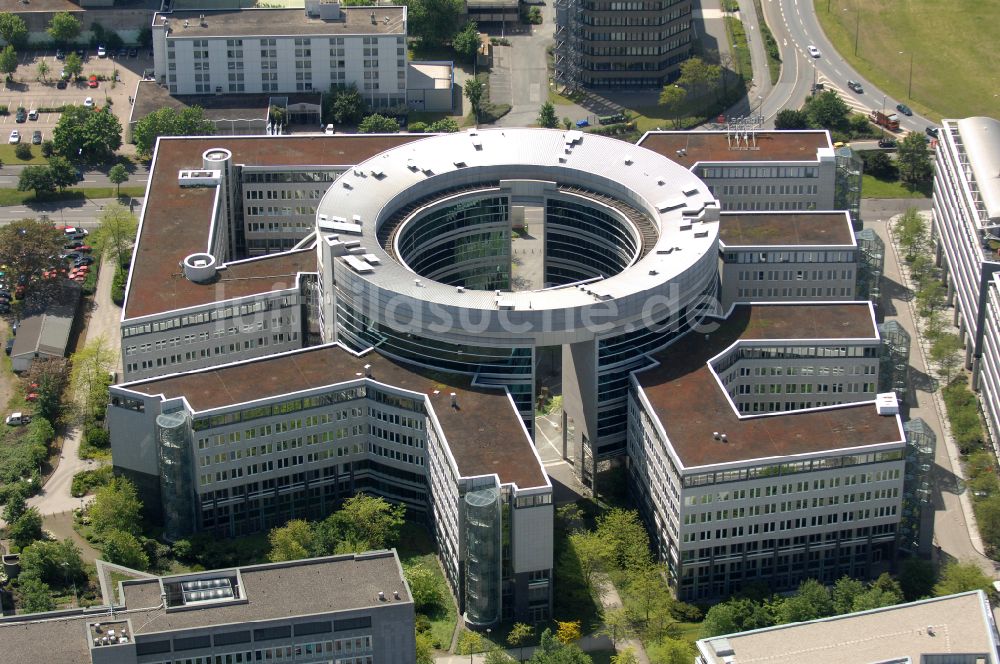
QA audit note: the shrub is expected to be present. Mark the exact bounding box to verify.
[71,466,113,497]
[943,380,985,452]
[111,265,126,305]
[40,140,54,158]
[408,121,428,133]
[0,105,8,115]
[15,143,32,160]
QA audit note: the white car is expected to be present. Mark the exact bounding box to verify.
[97,45,107,58]
[808,45,821,58]
[8,130,19,144]
[83,97,95,108]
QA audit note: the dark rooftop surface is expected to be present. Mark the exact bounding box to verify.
[155,7,406,37]
[637,131,831,169]
[131,81,321,125]
[637,303,902,468]
[122,552,409,634]
[123,344,546,489]
[719,212,855,247]
[125,134,426,320]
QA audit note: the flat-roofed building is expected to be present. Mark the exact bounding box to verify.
[718,211,858,308]
[696,590,1000,664]
[629,302,905,601]
[931,117,1000,452]
[151,4,408,109]
[0,551,415,664]
[109,344,553,625]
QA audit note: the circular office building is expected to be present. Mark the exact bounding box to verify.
[315,128,720,475]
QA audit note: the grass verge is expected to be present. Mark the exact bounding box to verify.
[0,186,146,207]
[752,0,781,84]
[0,144,49,165]
[724,16,753,83]
[862,174,930,199]
[397,521,458,651]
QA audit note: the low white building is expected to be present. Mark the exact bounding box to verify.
[629,302,905,601]
[151,4,408,109]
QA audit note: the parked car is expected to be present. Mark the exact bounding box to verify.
[925,126,939,139]
[847,80,863,93]
[0,302,9,314]
[76,245,92,253]
[97,45,107,58]
[808,45,821,58]
[57,79,68,89]
[65,240,84,249]
[878,138,897,148]
[8,130,20,144]
[27,109,38,121]
[4,338,12,356]
[5,412,31,426]
[84,97,95,108]
[128,48,138,57]
[31,130,41,145]
[62,226,87,236]
[55,48,65,60]
[896,103,913,116]
[25,393,38,402]
[0,289,11,299]
[88,75,99,88]
[74,256,95,267]
[117,47,128,58]
[15,107,26,122]
[575,119,590,128]
[75,48,85,58]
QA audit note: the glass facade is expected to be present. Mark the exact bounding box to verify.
[464,486,502,627]
[545,198,639,285]
[157,410,196,541]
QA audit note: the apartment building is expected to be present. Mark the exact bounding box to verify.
[697,591,1000,664]
[628,302,905,601]
[931,117,1000,396]
[554,0,694,89]
[109,344,553,625]
[151,4,407,108]
[0,552,416,664]
[718,211,858,308]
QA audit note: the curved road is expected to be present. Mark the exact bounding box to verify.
[757,0,935,133]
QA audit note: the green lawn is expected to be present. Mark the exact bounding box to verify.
[0,144,49,165]
[815,0,1000,121]
[0,186,146,207]
[862,174,930,199]
[397,522,458,652]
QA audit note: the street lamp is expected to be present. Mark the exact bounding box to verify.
[899,51,914,99]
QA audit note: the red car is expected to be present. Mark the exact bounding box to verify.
[76,245,93,253]
[25,393,38,402]
[88,75,99,89]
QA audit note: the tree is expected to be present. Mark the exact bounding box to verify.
[897,558,936,601]
[329,85,367,125]
[777,579,833,623]
[599,607,633,648]
[529,629,591,664]
[0,218,65,295]
[453,21,480,62]
[92,202,138,268]
[0,12,28,48]
[53,106,122,162]
[508,622,534,662]
[851,586,902,612]
[36,59,50,83]
[0,44,16,81]
[486,648,516,664]
[677,57,721,100]
[916,279,946,318]
[934,561,993,596]
[464,77,485,120]
[102,529,150,570]
[2,488,28,523]
[408,0,464,47]
[831,575,866,614]
[70,337,117,421]
[404,563,444,613]
[930,333,964,383]
[47,12,82,45]
[897,132,933,185]
[566,530,610,593]
[610,648,638,664]
[358,113,401,134]
[657,85,687,129]
[8,507,44,550]
[647,637,694,664]
[314,493,405,553]
[63,52,83,79]
[804,90,850,130]
[269,105,287,128]
[702,598,775,637]
[415,631,434,664]
[48,156,82,192]
[458,630,486,655]
[537,102,559,129]
[774,108,809,129]
[861,151,897,180]
[108,163,129,197]
[131,106,217,157]
[895,208,928,258]
[19,539,86,588]
[17,576,56,614]
[625,564,671,632]
[596,508,651,572]
[555,620,581,645]
[427,117,460,133]
[89,476,143,537]
[17,165,56,198]
[268,519,316,562]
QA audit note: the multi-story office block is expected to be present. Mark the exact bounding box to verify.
[697,591,1000,664]
[628,302,905,601]
[109,345,553,625]
[0,552,416,664]
[718,211,858,307]
[638,130,840,212]
[554,0,693,89]
[931,117,1000,388]
[151,4,408,108]
[982,272,1000,449]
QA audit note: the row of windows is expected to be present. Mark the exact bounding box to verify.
[717,183,820,196]
[737,269,855,281]
[681,451,904,488]
[123,300,283,337]
[681,507,898,541]
[701,166,820,179]
[735,382,875,395]
[245,188,325,200]
[723,200,814,211]
[733,365,875,377]
[683,488,899,522]
[726,250,856,264]
[682,470,902,506]
[150,637,372,664]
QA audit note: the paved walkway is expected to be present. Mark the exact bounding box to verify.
[26,255,120,518]
[870,210,996,575]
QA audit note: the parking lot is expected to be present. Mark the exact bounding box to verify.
[1,48,151,150]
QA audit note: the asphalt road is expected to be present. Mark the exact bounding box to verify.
[759,0,935,134]
[0,197,143,226]
[0,163,150,189]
